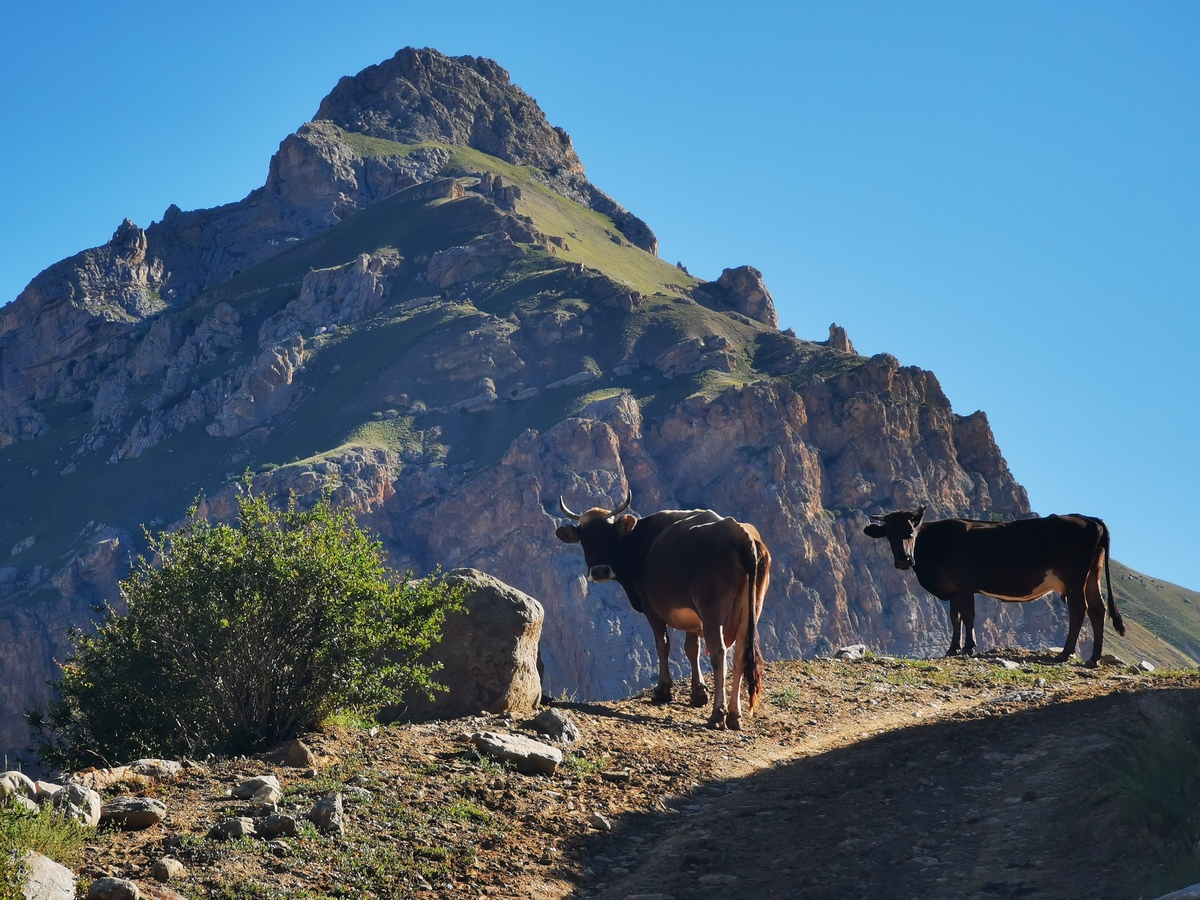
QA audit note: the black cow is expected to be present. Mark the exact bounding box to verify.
[555,490,770,730]
[864,507,1125,665]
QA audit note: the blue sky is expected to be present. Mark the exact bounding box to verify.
[2,2,1197,589]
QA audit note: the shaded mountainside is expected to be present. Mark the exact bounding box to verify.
[0,48,1195,764]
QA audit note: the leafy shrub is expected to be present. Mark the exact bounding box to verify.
[29,487,463,770]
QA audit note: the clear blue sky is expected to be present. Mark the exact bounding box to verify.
[2,2,1197,589]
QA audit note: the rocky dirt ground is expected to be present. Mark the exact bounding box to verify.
[71,650,1200,900]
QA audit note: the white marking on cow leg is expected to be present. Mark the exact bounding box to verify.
[726,614,749,729]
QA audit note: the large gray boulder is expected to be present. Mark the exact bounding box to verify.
[389,568,543,721]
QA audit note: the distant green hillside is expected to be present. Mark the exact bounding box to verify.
[1105,560,1200,668]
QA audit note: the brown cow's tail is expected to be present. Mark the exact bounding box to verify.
[1098,519,1125,637]
[739,534,768,714]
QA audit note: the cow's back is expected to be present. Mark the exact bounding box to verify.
[644,511,751,596]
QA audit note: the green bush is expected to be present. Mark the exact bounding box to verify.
[28,487,463,770]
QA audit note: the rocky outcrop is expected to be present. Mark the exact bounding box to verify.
[714,266,779,328]
[828,322,856,354]
[426,232,525,288]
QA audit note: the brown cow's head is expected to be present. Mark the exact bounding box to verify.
[863,506,926,570]
[555,490,634,583]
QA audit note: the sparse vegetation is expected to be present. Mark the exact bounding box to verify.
[0,799,86,900]
[28,487,463,769]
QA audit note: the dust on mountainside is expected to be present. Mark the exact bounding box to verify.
[72,651,1200,900]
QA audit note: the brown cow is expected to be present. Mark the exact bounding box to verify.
[864,507,1125,665]
[555,490,769,730]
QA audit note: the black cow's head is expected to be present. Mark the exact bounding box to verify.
[555,490,634,583]
[863,506,926,570]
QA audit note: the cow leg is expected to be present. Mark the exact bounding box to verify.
[1084,571,1107,666]
[726,632,747,732]
[1057,590,1087,664]
[704,620,728,729]
[960,594,978,656]
[684,632,708,707]
[648,614,673,704]
[946,598,964,656]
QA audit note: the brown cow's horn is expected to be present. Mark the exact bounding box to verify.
[608,489,632,517]
[558,496,582,520]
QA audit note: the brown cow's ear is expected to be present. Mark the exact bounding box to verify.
[864,523,886,538]
[913,506,926,526]
[615,514,637,537]
[555,524,581,544]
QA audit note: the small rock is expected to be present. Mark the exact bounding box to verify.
[308,791,345,836]
[533,708,580,743]
[208,817,258,840]
[251,783,283,807]
[282,739,318,768]
[87,876,141,900]
[590,812,612,831]
[140,886,187,900]
[266,839,292,857]
[13,850,75,899]
[259,813,300,838]
[997,659,1021,670]
[53,782,103,827]
[151,857,187,882]
[834,644,868,661]
[0,769,38,801]
[9,794,39,814]
[1022,790,1038,803]
[699,872,739,885]
[471,731,563,776]
[232,774,281,800]
[127,759,183,779]
[1098,653,1127,667]
[35,779,63,798]
[100,796,167,830]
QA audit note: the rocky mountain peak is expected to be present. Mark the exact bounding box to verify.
[314,47,584,178]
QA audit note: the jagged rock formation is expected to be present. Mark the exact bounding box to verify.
[0,47,1139,765]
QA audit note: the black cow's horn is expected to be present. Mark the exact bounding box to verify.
[869,513,885,522]
[559,496,582,520]
[608,489,632,517]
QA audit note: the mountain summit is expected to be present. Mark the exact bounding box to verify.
[0,48,1187,765]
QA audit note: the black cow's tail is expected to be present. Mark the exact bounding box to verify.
[738,532,768,714]
[1099,519,1125,636]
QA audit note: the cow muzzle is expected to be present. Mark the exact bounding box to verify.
[589,565,615,582]
[894,555,915,570]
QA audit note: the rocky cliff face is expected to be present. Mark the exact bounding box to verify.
[0,47,1075,763]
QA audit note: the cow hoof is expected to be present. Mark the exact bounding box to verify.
[689,687,709,707]
[707,713,727,730]
[1053,651,1073,664]
[946,648,961,657]
[727,715,742,732]
[651,688,672,705]
[962,647,977,658]
[1084,658,1100,669]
